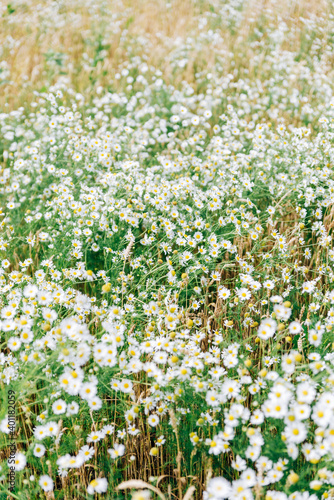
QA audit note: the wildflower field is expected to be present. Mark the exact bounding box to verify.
[1,0,334,498]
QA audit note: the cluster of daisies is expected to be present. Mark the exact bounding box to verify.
[1,0,334,499]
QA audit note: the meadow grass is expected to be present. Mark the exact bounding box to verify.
[1,1,334,499]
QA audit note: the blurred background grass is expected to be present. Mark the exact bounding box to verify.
[0,0,331,115]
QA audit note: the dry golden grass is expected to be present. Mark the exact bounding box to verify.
[0,0,330,112]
